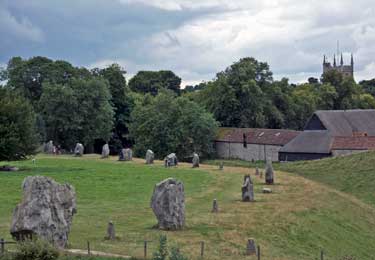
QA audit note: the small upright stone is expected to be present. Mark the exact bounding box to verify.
[265,161,274,185]
[150,178,185,230]
[122,148,132,161]
[164,153,178,167]
[255,167,259,176]
[219,162,224,171]
[118,149,124,161]
[242,175,254,202]
[192,153,199,168]
[246,239,257,255]
[45,140,54,154]
[101,144,110,158]
[212,199,218,213]
[145,149,154,164]
[262,188,272,194]
[106,221,115,240]
[74,143,84,156]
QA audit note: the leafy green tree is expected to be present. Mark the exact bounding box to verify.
[360,78,375,97]
[0,89,38,160]
[129,91,218,160]
[129,70,181,95]
[39,78,114,151]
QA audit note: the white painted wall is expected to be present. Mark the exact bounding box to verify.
[215,142,281,162]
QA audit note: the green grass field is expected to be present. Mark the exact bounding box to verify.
[1,154,375,259]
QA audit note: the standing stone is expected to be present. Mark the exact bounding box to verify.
[123,148,133,161]
[118,149,125,161]
[164,153,178,167]
[106,221,115,240]
[45,140,54,154]
[74,143,84,156]
[255,167,259,176]
[10,176,76,248]
[145,150,154,164]
[219,162,224,171]
[242,175,254,202]
[101,144,110,158]
[192,153,199,168]
[246,239,257,255]
[150,178,185,230]
[212,199,218,213]
[265,161,274,185]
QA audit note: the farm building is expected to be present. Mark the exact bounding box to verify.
[215,128,300,162]
[279,109,375,161]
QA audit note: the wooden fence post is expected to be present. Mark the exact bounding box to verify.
[257,245,260,260]
[320,249,324,260]
[87,241,90,256]
[144,240,147,259]
[0,238,4,255]
[200,241,205,258]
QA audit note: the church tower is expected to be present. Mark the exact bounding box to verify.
[322,53,354,78]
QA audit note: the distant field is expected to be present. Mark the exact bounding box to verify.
[1,155,375,259]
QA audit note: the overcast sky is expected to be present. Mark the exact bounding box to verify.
[1,0,374,86]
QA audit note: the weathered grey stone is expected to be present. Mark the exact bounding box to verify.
[246,239,257,255]
[123,148,132,161]
[45,140,54,154]
[219,162,224,171]
[145,150,154,164]
[262,188,272,194]
[192,153,199,168]
[265,161,274,185]
[101,144,110,158]
[0,165,19,171]
[242,175,254,202]
[74,143,84,156]
[164,153,178,167]
[212,199,218,213]
[150,178,185,230]
[10,176,76,248]
[106,221,115,240]
[255,167,259,176]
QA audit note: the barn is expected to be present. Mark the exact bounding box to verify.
[279,109,375,161]
[215,128,300,162]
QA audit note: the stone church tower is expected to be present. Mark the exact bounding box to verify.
[323,53,354,78]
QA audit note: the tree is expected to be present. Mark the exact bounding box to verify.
[39,78,114,151]
[129,91,218,160]
[359,78,375,97]
[0,89,38,160]
[128,70,181,96]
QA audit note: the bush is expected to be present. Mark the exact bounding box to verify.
[152,235,189,260]
[13,239,59,260]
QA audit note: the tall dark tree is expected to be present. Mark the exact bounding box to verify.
[128,70,181,96]
[0,89,38,160]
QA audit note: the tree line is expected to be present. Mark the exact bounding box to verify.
[1,56,375,160]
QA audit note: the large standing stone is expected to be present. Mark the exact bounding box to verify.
[164,153,178,167]
[192,153,199,168]
[45,141,54,154]
[101,144,110,158]
[123,148,132,161]
[10,176,76,248]
[145,150,154,164]
[74,143,84,156]
[265,161,274,185]
[242,175,254,202]
[150,178,185,230]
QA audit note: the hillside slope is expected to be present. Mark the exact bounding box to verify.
[0,155,375,259]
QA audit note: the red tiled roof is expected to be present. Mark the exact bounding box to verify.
[332,136,375,150]
[215,127,301,146]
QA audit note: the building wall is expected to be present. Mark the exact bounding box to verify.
[332,149,368,157]
[279,152,331,162]
[215,141,281,162]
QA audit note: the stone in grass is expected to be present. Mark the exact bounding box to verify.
[145,149,154,164]
[192,153,199,168]
[45,140,54,154]
[150,178,185,230]
[255,167,259,176]
[119,148,132,161]
[241,175,254,202]
[164,153,178,167]
[212,199,219,213]
[10,176,76,248]
[262,188,272,194]
[101,143,110,158]
[0,165,19,171]
[219,162,224,171]
[246,239,257,255]
[265,161,274,185]
[74,143,84,156]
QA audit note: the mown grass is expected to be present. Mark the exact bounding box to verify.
[1,155,375,259]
